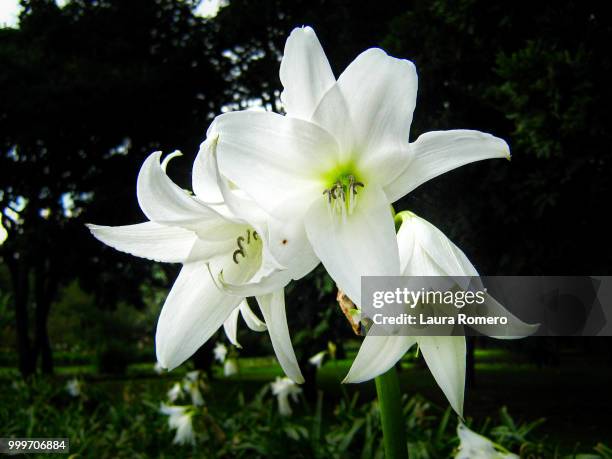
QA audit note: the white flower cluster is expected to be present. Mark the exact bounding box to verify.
[271,376,302,416]
[90,26,536,416]
[213,342,239,377]
[159,369,208,445]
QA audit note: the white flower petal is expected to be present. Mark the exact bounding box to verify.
[87,222,197,263]
[192,136,224,203]
[214,111,340,219]
[222,307,241,348]
[239,301,267,332]
[337,48,417,184]
[155,262,242,370]
[469,294,539,339]
[218,265,291,298]
[397,216,446,276]
[398,212,478,278]
[220,299,268,348]
[256,289,304,383]
[418,336,466,416]
[343,334,416,383]
[456,423,519,459]
[266,218,319,281]
[186,236,244,262]
[280,26,335,120]
[398,212,538,339]
[310,83,355,157]
[304,184,399,307]
[137,151,231,232]
[203,131,271,228]
[385,130,511,202]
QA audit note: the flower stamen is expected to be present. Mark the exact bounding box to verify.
[322,174,364,218]
[232,229,259,264]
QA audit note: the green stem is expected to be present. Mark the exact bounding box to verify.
[375,366,408,459]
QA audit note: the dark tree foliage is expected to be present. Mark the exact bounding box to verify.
[0,0,230,375]
[1,0,610,377]
[382,0,612,275]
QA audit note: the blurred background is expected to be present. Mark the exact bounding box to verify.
[1,0,611,457]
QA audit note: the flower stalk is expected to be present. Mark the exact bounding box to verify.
[336,288,408,458]
[375,367,408,459]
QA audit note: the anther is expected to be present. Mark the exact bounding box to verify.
[232,236,246,264]
[349,175,364,195]
[334,182,346,202]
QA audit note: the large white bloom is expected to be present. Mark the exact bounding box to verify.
[88,139,318,383]
[270,376,302,416]
[455,423,519,459]
[213,26,510,307]
[160,404,196,446]
[344,211,537,415]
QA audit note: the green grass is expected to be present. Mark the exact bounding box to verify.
[2,347,611,449]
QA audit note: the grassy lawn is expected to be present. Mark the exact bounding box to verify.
[1,348,610,449]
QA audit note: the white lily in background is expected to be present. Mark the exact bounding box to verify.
[344,211,538,415]
[455,423,519,459]
[270,376,302,416]
[223,357,239,376]
[88,139,319,383]
[214,26,510,307]
[183,371,204,406]
[213,342,228,363]
[65,378,81,397]
[308,350,327,369]
[160,404,196,445]
[167,382,183,403]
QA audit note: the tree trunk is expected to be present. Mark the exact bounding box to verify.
[33,258,57,374]
[7,258,35,377]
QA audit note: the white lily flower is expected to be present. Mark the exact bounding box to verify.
[213,26,510,307]
[308,350,326,369]
[184,370,200,382]
[456,423,519,459]
[160,403,196,445]
[182,372,204,406]
[65,378,81,397]
[345,211,538,415]
[213,342,228,363]
[223,357,239,376]
[167,382,183,402]
[88,138,319,383]
[270,376,302,416]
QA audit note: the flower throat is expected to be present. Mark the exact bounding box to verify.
[322,173,364,218]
